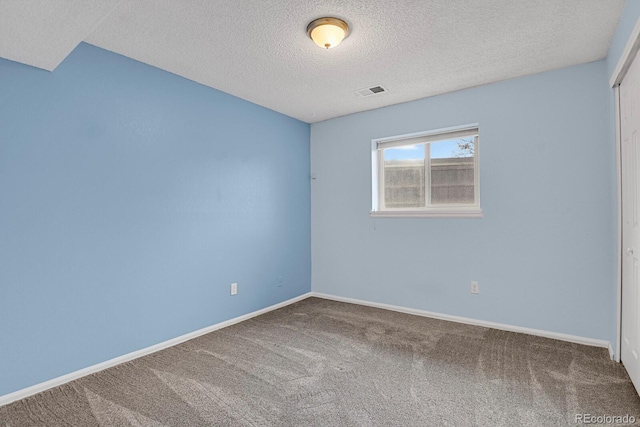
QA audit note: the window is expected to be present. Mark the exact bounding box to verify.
[371,125,482,218]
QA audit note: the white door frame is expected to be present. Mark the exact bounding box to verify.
[612,16,640,363]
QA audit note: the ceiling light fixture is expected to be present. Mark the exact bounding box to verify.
[307,17,349,49]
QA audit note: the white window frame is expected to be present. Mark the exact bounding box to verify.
[371,124,482,218]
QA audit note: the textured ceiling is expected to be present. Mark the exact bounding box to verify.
[0,0,626,123]
[0,0,121,71]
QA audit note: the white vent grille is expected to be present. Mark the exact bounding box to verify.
[355,85,388,97]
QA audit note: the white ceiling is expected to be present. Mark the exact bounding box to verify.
[0,0,625,123]
[0,0,121,71]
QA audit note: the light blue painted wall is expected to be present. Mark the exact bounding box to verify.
[311,60,615,343]
[0,43,311,396]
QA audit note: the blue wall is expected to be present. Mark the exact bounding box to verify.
[311,60,616,343]
[0,43,311,396]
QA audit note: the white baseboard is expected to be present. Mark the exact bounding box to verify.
[310,292,610,350]
[609,343,616,361]
[0,292,312,407]
[1,290,613,407]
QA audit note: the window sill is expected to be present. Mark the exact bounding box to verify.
[370,208,483,219]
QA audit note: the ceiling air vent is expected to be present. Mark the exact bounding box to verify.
[355,85,387,97]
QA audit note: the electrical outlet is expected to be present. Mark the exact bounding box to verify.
[230,282,237,295]
[471,281,479,294]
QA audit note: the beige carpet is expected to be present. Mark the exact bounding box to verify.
[1,297,639,426]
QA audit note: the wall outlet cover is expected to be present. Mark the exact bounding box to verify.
[471,281,479,294]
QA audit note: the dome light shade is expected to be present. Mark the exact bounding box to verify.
[307,17,349,49]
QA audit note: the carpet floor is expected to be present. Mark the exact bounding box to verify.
[1,297,640,426]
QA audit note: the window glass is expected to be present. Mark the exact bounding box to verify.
[372,126,481,218]
[383,145,425,208]
[430,138,475,204]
